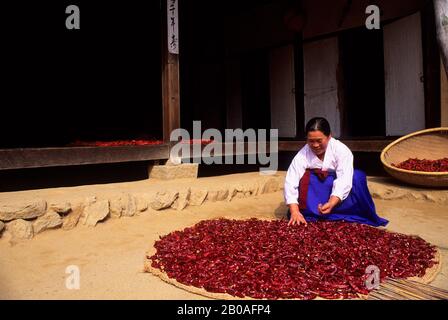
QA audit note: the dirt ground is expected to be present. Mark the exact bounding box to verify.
[0,174,447,299]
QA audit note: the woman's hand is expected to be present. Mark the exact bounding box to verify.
[318,202,332,214]
[318,196,341,214]
[288,204,307,226]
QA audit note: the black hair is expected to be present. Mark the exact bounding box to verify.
[305,117,331,137]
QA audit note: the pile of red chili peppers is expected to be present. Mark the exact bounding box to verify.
[180,139,214,145]
[393,158,448,172]
[68,139,164,147]
[149,219,437,300]
[69,139,213,147]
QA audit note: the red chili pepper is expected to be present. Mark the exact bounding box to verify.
[393,158,448,172]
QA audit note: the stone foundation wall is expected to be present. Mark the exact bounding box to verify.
[0,175,284,241]
[367,178,448,204]
[1,173,446,242]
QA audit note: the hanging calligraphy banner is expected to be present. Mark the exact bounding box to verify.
[167,0,179,54]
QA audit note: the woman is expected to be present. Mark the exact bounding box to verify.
[284,117,388,227]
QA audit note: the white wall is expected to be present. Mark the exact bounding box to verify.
[303,37,341,137]
[269,45,297,138]
[384,12,425,136]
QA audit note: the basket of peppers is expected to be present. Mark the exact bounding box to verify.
[380,127,448,187]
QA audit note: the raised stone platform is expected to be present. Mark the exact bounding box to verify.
[148,162,199,180]
[1,171,446,242]
[367,176,448,205]
[0,172,284,241]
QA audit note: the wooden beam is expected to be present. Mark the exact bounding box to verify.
[278,139,395,152]
[442,54,448,126]
[180,142,274,160]
[161,0,180,143]
[0,144,170,170]
[175,140,391,155]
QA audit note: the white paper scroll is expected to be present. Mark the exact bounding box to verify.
[167,0,179,54]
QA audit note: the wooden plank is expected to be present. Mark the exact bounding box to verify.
[381,282,435,300]
[376,284,403,300]
[161,0,180,143]
[391,279,448,299]
[180,142,275,160]
[369,290,400,300]
[0,144,170,170]
[278,139,395,152]
[170,139,393,160]
[0,138,391,170]
[367,279,448,300]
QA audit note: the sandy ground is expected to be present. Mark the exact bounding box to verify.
[0,176,447,299]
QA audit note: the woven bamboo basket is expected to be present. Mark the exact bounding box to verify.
[380,127,448,187]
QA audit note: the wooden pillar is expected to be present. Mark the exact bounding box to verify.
[433,0,448,126]
[422,0,441,128]
[442,56,448,126]
[161,0,180,143]
[433,0,448,77]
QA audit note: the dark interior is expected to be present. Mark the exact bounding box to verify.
[339,27,386,138]
[241,51,272,131]
[1,1,163,148]
[0,1,411,191]
[178,0,227,133]
[0,151,387,192]
[179,0,278,135]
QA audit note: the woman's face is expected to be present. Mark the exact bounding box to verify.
[307,130,331,157]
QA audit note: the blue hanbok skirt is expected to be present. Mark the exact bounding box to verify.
[287,169,388,227]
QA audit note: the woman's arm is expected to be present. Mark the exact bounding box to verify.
[284,153,307,225]
[319,143,353,214]
[288,203,307,226]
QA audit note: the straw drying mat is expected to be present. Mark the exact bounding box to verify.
[144,218,443,300]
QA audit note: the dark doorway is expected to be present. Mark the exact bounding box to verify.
[179,0,227,134]
[1,2,163,149]
[241,51,271,131]
[294,34,305,138]
[339,27,386,138]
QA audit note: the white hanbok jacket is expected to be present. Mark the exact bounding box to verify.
[284,137,354,205]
